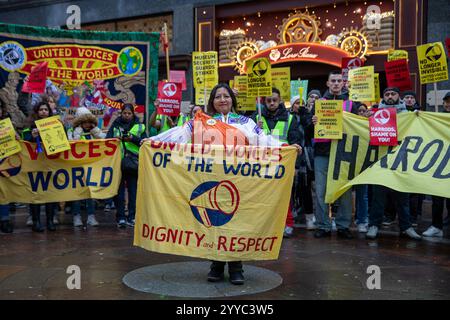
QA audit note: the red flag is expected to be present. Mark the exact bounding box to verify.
[157,81,181,116]
[369,108,398,146]
[341,57,364,81]
[22,62,48,93]
[384,59,412,92]
[160,30,168,51]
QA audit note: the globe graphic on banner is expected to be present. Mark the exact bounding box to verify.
[118,47,143,76]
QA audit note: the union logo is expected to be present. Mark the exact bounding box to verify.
[0,41,26,72]
[189,180,240,228]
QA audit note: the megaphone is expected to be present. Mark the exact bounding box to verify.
[189,180,240,228]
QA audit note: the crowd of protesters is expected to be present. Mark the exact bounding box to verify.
[0,72,448,248]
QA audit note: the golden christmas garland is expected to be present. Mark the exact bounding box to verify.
[277,11,322,44]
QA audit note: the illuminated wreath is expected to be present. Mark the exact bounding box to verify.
[232,39,259,74]
[337,27,370,59]
[277,11,322,44]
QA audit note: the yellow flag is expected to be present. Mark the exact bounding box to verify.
[314,100,343,139]
[349,66,375,102]
[246,58,272,97]
[192,51,218,89]
[0,140,121,204]
[417,42,449,84]
[388,49,409,61]
[0,118,21,159]
[326,112,450,203]
[271,67,291,102]
[134,142,297,261]
[35,116,70,155]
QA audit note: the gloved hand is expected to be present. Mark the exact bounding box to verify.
[72,126,84,140]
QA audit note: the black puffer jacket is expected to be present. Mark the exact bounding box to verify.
[106,115,147,146]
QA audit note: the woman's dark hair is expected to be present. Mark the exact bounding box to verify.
[121,103,135,114]
[207,83,237,116]
[32,101,53,119]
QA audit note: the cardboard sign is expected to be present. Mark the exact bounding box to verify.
[271,67,290,102]
[341,57,364,81]
[0,118,21,159]
[192,51,218,89]
[348,66,375,102]
[369,108,398,146]
[387,50,409,62]
[290,80,308,105]
[169,70,186,91]
[374,73,381,103]
[157,81,182,117]
[35,116,71,155]
[195,87,213,106]
[417,42,449,84]
[246,58,272,97]
[314,100,343,139]
[21,61,48,94]
[233,76,256,112]
[384,59,412,92]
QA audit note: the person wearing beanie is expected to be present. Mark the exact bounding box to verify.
[251,87,303,238]
[378,87,408,113]
[68,107,105,228]
[106,103,147,229]
[402,91,420,111]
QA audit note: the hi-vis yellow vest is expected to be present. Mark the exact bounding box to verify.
[156,115,171,133]
[257,114,294,143]
[113,123,145,156]
[177,115,190,127]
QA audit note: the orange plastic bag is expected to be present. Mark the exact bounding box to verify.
[191,111,249,147]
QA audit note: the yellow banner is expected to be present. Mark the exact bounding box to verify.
[0,118,21,159]
[325,112,450,203]
[349,66,375,102]
[233,75,256,112]
[388,49,409,62]
[192,51,218,89]
[134,142,297,261]
[314,100,343,139]
[0,139,122,204]
[271,67,291,102]
[35,116,71,155]
[246,58,272,97]
[417,42,449,84]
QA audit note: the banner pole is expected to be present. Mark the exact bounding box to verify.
[257,96,262,120]
[434,82,438,112]
[164,23,170,81]
[204,85,207,113]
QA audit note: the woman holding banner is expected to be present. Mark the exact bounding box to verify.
[22,101,57,232]
[143,83,301,285]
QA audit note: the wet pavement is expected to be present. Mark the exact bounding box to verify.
[0,202,449,300]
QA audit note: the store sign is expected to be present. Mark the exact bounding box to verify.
[250,43,352,68]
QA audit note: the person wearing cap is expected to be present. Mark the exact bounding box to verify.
[290,93,316,230]
[366,87,421,240]
[422,92,450,238]
[402,91,421,112]
[251,87,303,238]
[106,104,147,228]
[68,107,105,228]
[310,71,359,240]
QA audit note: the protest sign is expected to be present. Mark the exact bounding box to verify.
[290,80,308,105]
[0,118,21,159]
[349,66,375,102]
[314,100,343,139]
[35,116,71,155]
[384,59,412,91]
[271,67,290,102]
[157,81,181,117]
[417,42,449,84]
[192,51,218,89]
[342,57,364,81]
[169,70,187,91]
[369,108,398,146]
[387,49,409,61]
[21,61,48,93]
[246,58,272,97]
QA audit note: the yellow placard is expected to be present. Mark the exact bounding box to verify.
[326,112,450,203]
[246,58,272,97]
[195,87,212,106]
[134,142,297,261]
[298,87,304,104]
[417,42,449,84]
[34,116,71,155]
[0,140,121,204]
[348,66,375,102]
[271,67,291,102]
[192,51,218,89]
[388,49,409,61]
[0,118,21,159]
[314,100,343,139]
[374,73,380,103]
[233,75,256,112]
